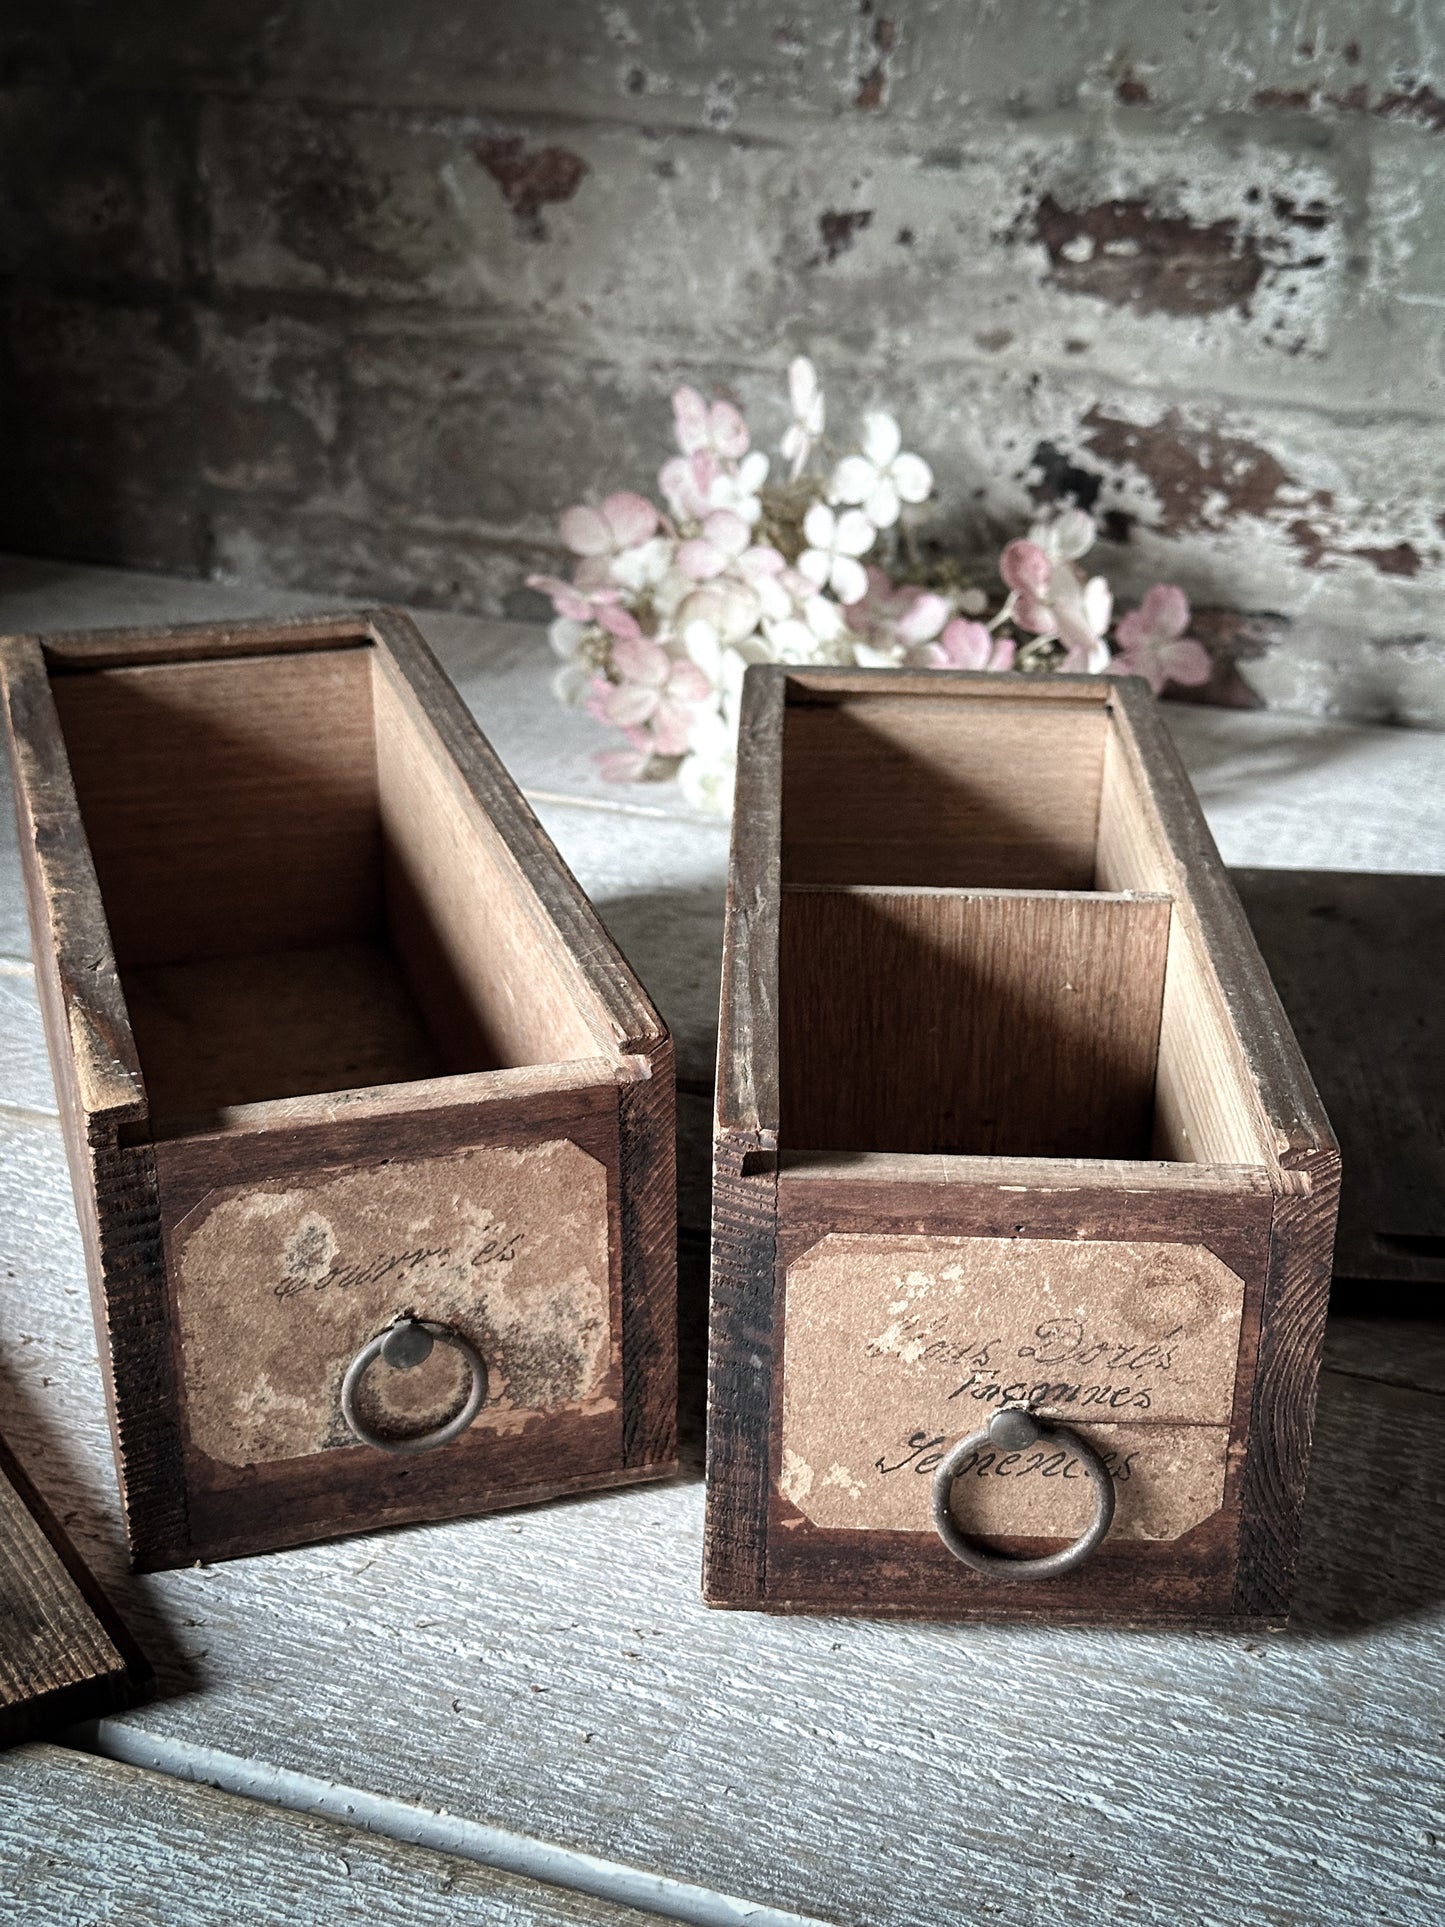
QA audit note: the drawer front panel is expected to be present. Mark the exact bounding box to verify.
[780,1231,1245,1547]
[172,1138,613,1468]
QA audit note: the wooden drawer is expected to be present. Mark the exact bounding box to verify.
[706,667,1338,1624]
[1,610,676,1568]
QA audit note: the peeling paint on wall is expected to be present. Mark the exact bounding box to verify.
[473,135,590,241]
[1031,196,1267,318]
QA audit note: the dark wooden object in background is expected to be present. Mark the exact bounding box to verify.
[0,1429,149,1745]
[707,667,1340,1625]
[1233,868,1444,1306]
[0,611,676,1569]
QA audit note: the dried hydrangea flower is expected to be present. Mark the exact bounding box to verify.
[1113,585,1212,694]
[831,412,932,528]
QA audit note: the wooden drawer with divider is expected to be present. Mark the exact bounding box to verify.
[1,609,676,1568]
[706,666,1338,1624]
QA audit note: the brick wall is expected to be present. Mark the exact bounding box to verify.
[3,2,1444,720]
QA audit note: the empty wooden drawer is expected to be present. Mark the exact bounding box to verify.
[706,666,1338,1624]
[1,610,676,1568]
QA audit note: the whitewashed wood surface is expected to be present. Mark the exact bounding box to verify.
[1,557,1443,1927]
[1,1742,664,1924]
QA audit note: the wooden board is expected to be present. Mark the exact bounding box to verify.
[0,1745,662,1924]
[779,885,1171,1158]
[0,1432,147,1746]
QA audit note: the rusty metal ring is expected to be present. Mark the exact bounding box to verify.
[340,1317,488,1455]
[930,1405,1116,1581]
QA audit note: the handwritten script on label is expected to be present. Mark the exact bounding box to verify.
[780,1234,1246,1542]
[175,1140,612,1467]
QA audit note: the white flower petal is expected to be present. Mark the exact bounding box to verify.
[830,454,876,506]
[890,451,932,504]
[797,547,832,591]
[552,661,592,704]
[763,616,818,663]
[737,450,769,493]
[1054,507,1096,560]
[802,500,837,549]
[803,594,845,642]
[861,410,902,467]
[854,640,902,668]
[864,477,901,528]
[755,576,793,622]
[683,619,723,679]
[548,616,588,660]
[1083,574,1113,636]
[829,554,870,604]
[833,508,878,558]
[788,356,818,417]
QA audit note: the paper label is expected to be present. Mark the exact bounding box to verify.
[780,1234,1245,1542]
[173,1139,613,1466]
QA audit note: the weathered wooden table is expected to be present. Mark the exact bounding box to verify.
[1,556,1443,1927]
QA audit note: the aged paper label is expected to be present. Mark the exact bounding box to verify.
[781,1234,1245,1542]
[174,1140,613,1467]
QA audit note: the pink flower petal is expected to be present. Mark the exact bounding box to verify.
[1117,583,1191,651]
[650,697,697,757]
[700,508,750,558]
[559,505,613,557]
[1161,637,1213,686]
[596,746,652,783]
[677,537,726,581]
[601,491,659,549]
[667,659,713,704]
[897,591,950,645]
[604,682,661,728]
[928,618,993,670]
[738,543,785,579]
[988,634,1016,672]
[709,400,749,460]
[672,386,710,455]
[596,603,642,642]
[1012,591,1058,637]
[611,634,668,686]
[999,538,1052,600]
[527,573,593,622]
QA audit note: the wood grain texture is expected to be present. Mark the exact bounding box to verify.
[0,1745,661,1925]
[0,637,189,1569]
[779,886,1170,1158]
[0,1435,148,1745]
[780,679,1108,888]
[616,1036,679,1471]
[1105,681,1334,1162]
[371,613,664,1059]
[706,665,784,1603]
[48,649,381,968]
[1233,1150,1343,1617]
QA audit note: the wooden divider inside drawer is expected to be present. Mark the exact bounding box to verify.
[780,885,1171,1159]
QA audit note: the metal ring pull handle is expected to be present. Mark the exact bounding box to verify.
[930,1406,1116,1581]
[340,1317,488,1455]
